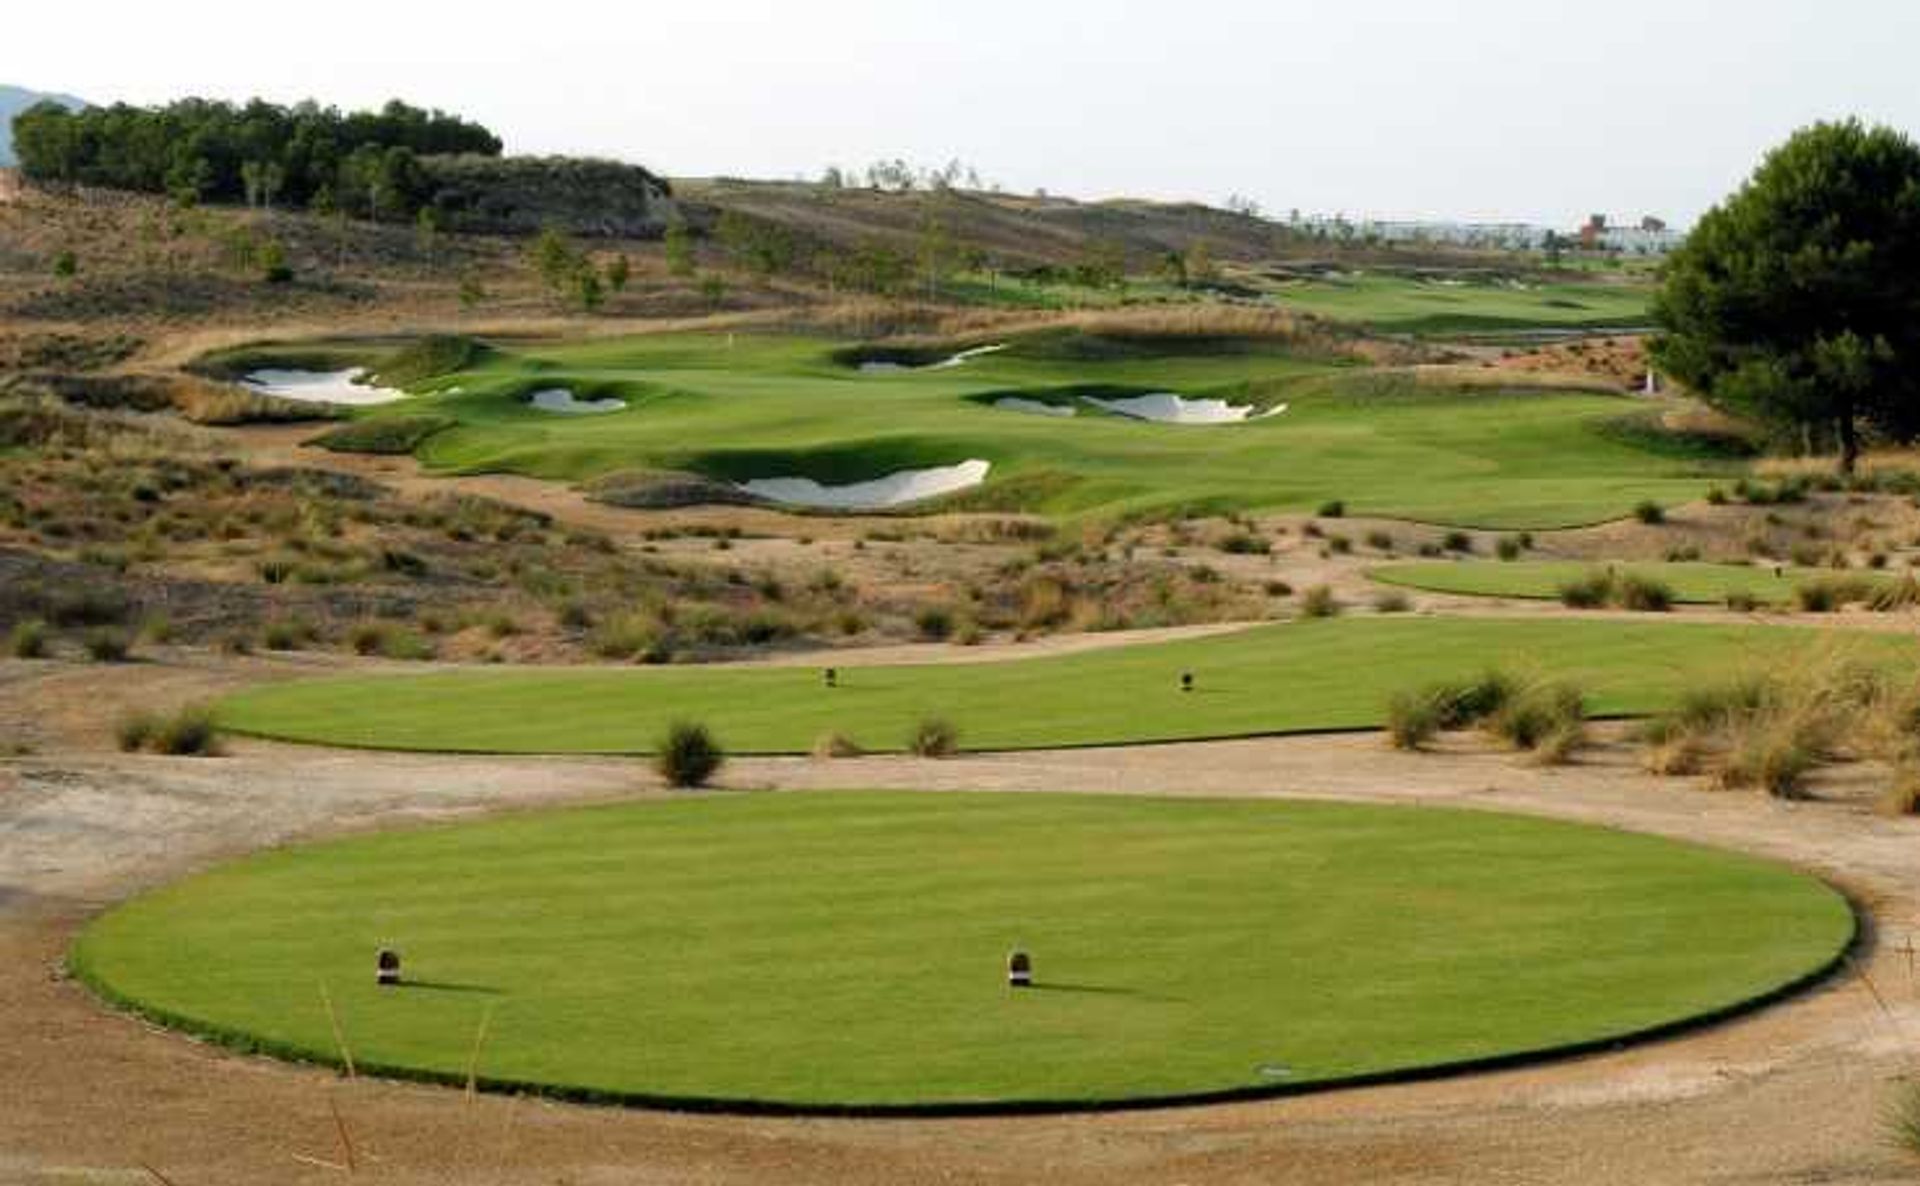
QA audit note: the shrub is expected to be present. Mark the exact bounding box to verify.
[1615,574,1675,612]
[1218,531,1270,555]
[1795,576,1876,612]
[656,721,723,787]
[116,712,157,753]
[1385,688,1443,751]
[1495,536,1522,561]
[1373,590,1411,614]
[1365,530,1395,552]
[84,628,132,662]
[1485,681,1585,753]
[908,716,959,757]
[117,706,221,756]
[1881,766,1920,817]
[379,628,436,661]
[1443,530,1473,553]
[1869,575,1920,612]
[915,606,956,641]
[1724,590,1761,613]
[1317,499,1346,518]
[1633,500,1666,525]
[262,618,315,650]
[1557,570,1614,609]
[8,619,48,658]
[590,612,666,662]
[811,731,864,760]
[1263,579,1293,598]
[348,622,385,655]
[1890,1082,1920,1158]
[1529,720,1588,767]
[151,706,222,755]
[1718,719,1818,798]
[1430,670,1518,729]
[348,621,435,660]
[1299,585,1341,618]
[1641,722,1706,776]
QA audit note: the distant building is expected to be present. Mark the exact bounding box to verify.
[1285,210,1685,255]
[1580,212,1684,255]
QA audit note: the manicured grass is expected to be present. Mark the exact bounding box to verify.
[1263,273,1651,335]
[214,618,1920,755]
[72,791,1852,1111]
[1370,560,1892,606]
[255,328,1731,527]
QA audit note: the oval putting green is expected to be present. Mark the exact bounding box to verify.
[214,617,1920,755]
[73,792,1852,1113]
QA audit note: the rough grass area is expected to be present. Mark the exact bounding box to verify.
[1370,560,1890,607]
[265,328,1732,527]
[71,792,1850,1112]
[213,618,1920,755]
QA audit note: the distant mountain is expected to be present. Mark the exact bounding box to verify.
[0,85,86,167]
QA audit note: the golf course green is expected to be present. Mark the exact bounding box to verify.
[71,791,1852,1112]
[244,327,1731,526]
[1370,560,1896,605]
[215,617,1918,754]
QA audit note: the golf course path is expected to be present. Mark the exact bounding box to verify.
[1,654,1916,1184]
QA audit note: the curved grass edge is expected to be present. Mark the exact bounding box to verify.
[211,706,1651,757]
[1364,561,1889,605]
[1366,563,1593,602]
[66,815,1860,1118]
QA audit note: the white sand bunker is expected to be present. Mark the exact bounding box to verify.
[240,368,406,406]
[993,397,1076,418]
[859,344,1007,374]
[528,388,627,415]
[1086,393,1287,424]
[740,459,990,509]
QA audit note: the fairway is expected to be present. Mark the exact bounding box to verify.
[1263,272,1652,335]
[215,617,1919,754]
[71,792,1852,1111]
[264,328,1730,527]
[1370,560,1893,605]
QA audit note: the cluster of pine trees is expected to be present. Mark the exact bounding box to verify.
[11,97,500,218]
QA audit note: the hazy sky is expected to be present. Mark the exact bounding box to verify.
[10,0,1919,227]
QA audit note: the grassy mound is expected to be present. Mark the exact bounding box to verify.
[373,334,491,386]
[306,414,456,455]
[72,792,1850,1112]
[213,617,1919,755]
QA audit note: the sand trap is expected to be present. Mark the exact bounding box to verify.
[528,388,627,415]
[859,344,1007,375]
[993,397,1076,418]
[739,460,990,509]
[1085,393,1285,424]
[240,368,406,406]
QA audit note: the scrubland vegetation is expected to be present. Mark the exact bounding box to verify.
[1634,654,1920,807]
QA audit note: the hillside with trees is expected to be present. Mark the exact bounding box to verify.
[0,84,84,166]
[11,97,500,210]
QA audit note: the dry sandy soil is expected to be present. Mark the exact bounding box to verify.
[2,647,1918,1186]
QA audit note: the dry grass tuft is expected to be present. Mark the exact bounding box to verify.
[811,731,865,760]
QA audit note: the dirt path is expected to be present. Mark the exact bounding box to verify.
[2,656,1918,1184]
